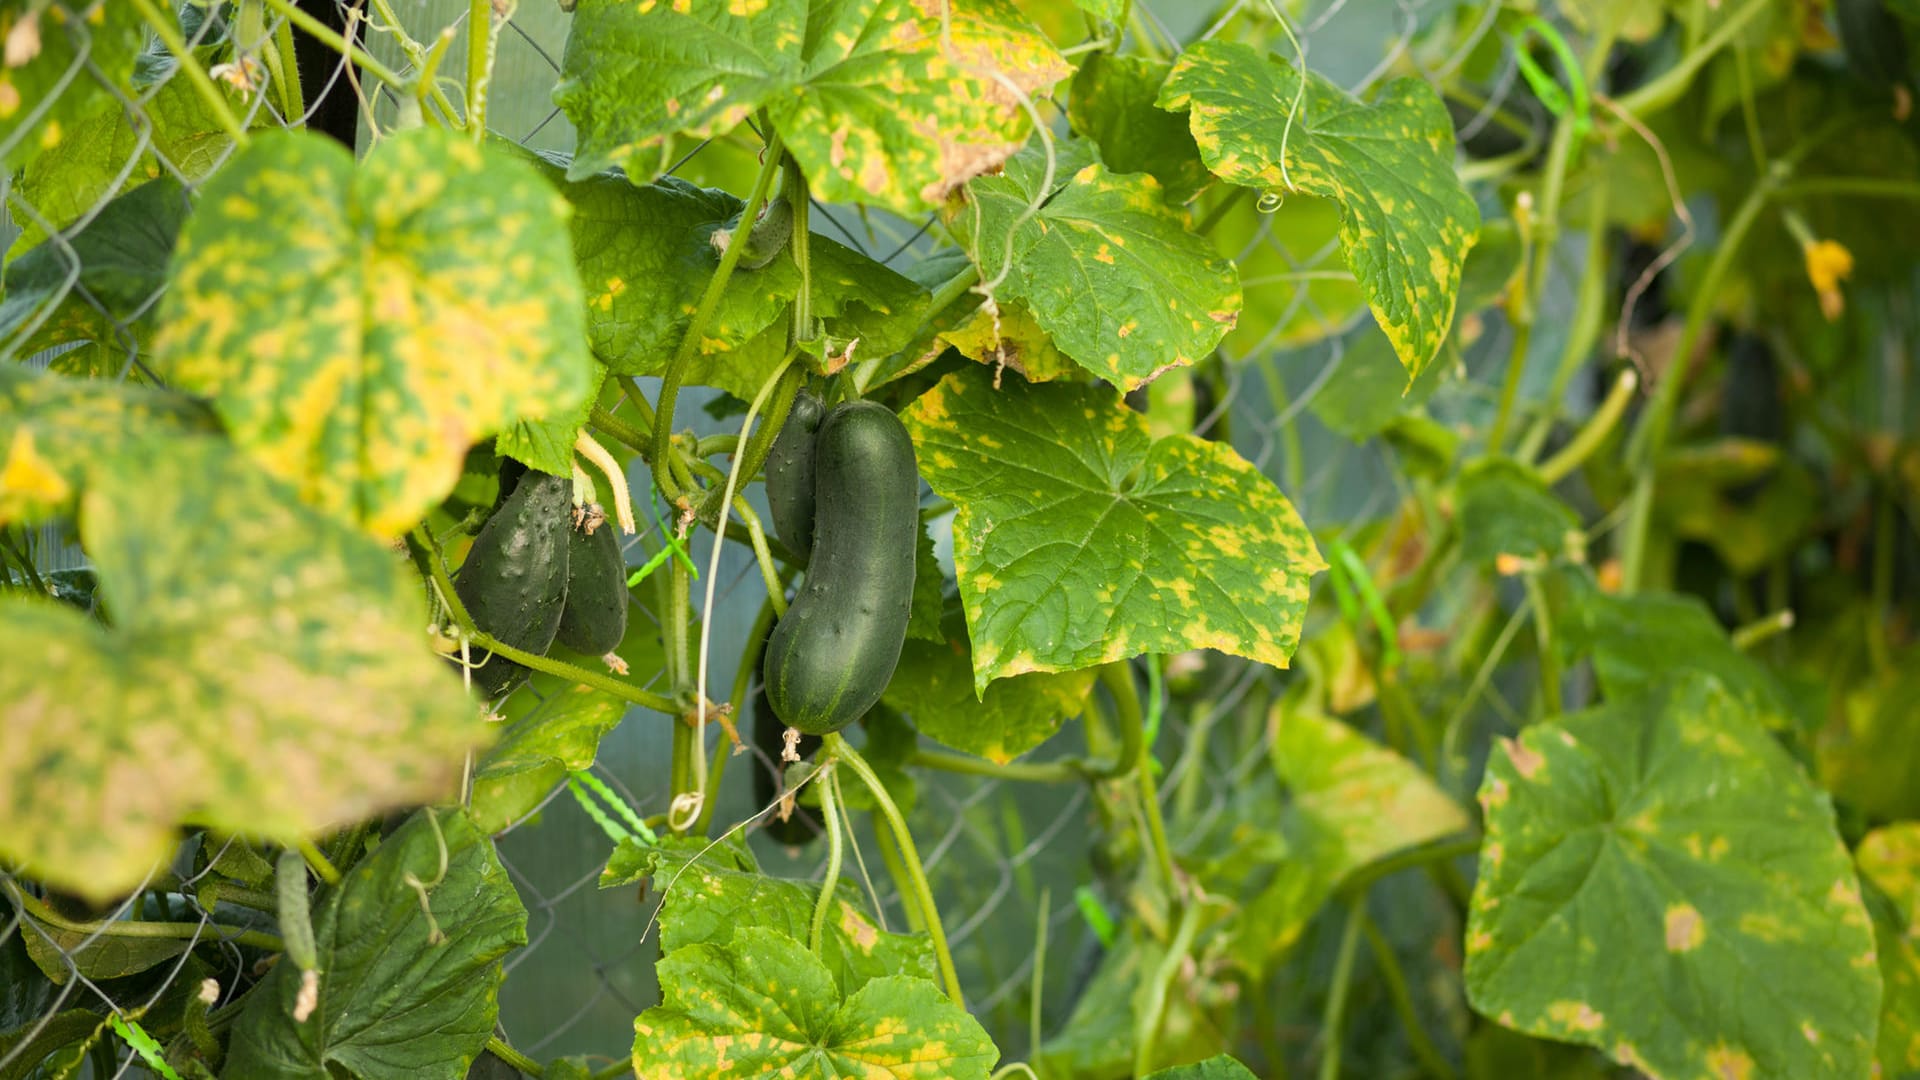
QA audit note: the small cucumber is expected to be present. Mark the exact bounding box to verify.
[752,617,822,847]
[453,469,572,698]
[765,389,825,564]
[763,401,919,735]
[555,507,629,656]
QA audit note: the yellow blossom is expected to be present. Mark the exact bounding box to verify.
[1802,239,1854,321]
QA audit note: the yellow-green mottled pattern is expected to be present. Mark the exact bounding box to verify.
[632,926,997,1078]
[468,682,625,835]
[1859,824,1920,1076]
[0,363,215,525]
[554,0,1067,217]
[1161,41,1479,383]
[1227,706,1469,969]
[0,438,494,903]
[10,75,245,258]
[515,157,926,394]
[955,141,1242,391]
[902,366,1325,695]
[938,298,1081,383]
[884,612,1097,763]
[1455,457,1580,565]
[1067,53,1212,205]
[0,1,144,171]
[154,129,594,536]
[0,177,190,363]
[1464,674,1880,1080]
[223,810,527,1080]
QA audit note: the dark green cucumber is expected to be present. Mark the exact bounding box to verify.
[752,616,822,847]
[765,389,825,564]
[555,507,628,655]
[453,470,572,698]
[763,400,919,735]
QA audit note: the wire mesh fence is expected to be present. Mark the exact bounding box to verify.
[0,1,1556,1076]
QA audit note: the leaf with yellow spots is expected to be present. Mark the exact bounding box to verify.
[952,140,1242,390]
[0,1,145,172]
[884,603,1097,763]
[223,809,527,1080]
[0,437,494,903]
[1160,41,1479,382]
[0,363,216,526]
[633,927,997,1079]
[154,128,595,537]
[602,835,937,995]
[519,152,926,396]
[902,366,1324,694]
[554,0,1068,218]
[1465,673,1880,1080]
[937,298,1081,384]
[1859,824,1920,1078]
[1067,53,1212,205]
[1197,705,1469,971]
[0,176,189,364]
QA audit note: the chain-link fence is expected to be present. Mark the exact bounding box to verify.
[1,1,1560,1076]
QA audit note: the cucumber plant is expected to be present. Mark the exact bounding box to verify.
[1,1,1916,1079]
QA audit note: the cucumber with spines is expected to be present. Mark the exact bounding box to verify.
[453,469,572,698]
[555,506,629,656]
[765,389,825,564]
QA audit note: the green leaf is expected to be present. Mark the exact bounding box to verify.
[955,142,1241,390]
[1858,824,1920,1078]
[1308,326,1454,442]
[17,918,190,986]
[1161,42,1480,381]
[1822,665,1920,829]
[902,367,1324,693]
[633,926,997,1078]
[1037,925,1232,1078]
[0,929,61,1038]
[1144,1055,1260,1079]
[154,128,595,536]
[469,683,627,835]
[1558,582,1795,724]
[524,156,925,394]
[1219,706,1469,969]
[906,515,946,643]
[0,363,215,527]
[1067,54,1211,205]
[1455,457,1581,565]
[0,1,146,171]
[1457,218,1523,315]
[605,836,936,994]
[224,810,527,1080]
[554,0,1068,217]
[1654,440,1819,576]
[497,360,608,477]
[1464,674,1879,1080]
[0,1006,100,1080]
[0,177,189,363]
[9,75,245,257]
[884,606,1096,763]
[0,436,492,902]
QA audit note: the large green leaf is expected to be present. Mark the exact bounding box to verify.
[902,366,1324,693]
[1160,42,1479,381]
[223,809,527,1080]
[469,682,626,835]
[1456,457,1581,566]
[9,74,244,257]
[0,362,215,527]
[1558,582,1795,723]
[17,916,189,986]
[0,436,492,902]
[632,926,997,1078]
[524,155,925,393]
[1218,706,1470,969]
[884,606,1096,763]
[154,128,595,536]
[1859,824,1920,1078]
[1144,1056,1260,1079]
[1067,54,1211,205]
[955,141,1241,390]
[601,837,935,994]
[0,176,189,363]
[1464,674,1879,1080]
[0,1,146,171]
[554,0,1068,217]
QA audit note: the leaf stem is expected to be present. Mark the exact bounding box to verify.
[294,838,339,887]
[1537,367,1637,484]
[1132,896,1203,1077]
[1317,898,1367,1080]
[3,879,284,953]
[1612,0,1775,117]
[830,735,965,1006]
[589,405,651,459]
[809,763,845,957]
[484,1037,544,1076]
[1522,573,1561,718]
[1731,608,1795,651]
[465,0,498,141]
[1359,908,1456,1080]
[651,132,786,500]
[129,0,251,147]
[260,0,407,89]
